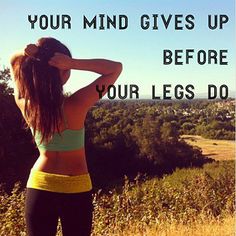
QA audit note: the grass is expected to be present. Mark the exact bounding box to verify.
[0,134,235,235]
[112,214,235,236]
[1,160,235,236]
[182,135,235,161]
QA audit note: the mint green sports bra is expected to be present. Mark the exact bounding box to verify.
[30,102,85,152]
[32,128,85,151]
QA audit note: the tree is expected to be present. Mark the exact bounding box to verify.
[0,68,13,96]
[0,68,37,192]
[160,121,179,144]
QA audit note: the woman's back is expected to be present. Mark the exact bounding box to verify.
[19,95,90,176]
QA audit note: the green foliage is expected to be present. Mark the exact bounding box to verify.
[85,101,214,189]
[160,121,179,143]
[177,100,235,140]
[0,68,38,192]
[0,68,13,96]
[91,160,235,235]
[195,120,235,140]
[0,182,26,235]
[0,161,234,235]
[0,67,234,193]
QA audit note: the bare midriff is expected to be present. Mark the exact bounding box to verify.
[32,147,89,176]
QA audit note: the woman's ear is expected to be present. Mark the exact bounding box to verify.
[60,69,71,85]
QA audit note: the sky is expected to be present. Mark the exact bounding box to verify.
[0,0,235,99]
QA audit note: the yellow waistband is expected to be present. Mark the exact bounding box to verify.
[26,169,92,193]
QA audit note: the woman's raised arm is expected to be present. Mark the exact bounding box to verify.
[49,53,122,108]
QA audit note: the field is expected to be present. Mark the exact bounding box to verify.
[0,136,235,235]
[1,64,235,235]
[182,135,235,161]
[109,215,235,236]
[88,135,235,236]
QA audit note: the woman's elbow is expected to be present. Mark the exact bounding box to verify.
[114,62,123,74]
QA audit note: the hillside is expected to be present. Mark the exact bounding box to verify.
[182,135,235,161]
[1,160,234,235]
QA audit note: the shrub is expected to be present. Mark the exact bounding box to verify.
[0,161,234,235]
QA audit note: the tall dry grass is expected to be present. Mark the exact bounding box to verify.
[110,214,235,236]
[1,161,235,236]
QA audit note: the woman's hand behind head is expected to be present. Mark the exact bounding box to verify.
[24,44,39,58]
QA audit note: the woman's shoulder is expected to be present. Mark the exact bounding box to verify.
[63,96,88,122]
[64,93,89,113]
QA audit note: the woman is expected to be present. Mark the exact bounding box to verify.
[10,37,122,236]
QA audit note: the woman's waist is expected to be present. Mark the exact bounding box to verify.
[33,148,88,175]
[39,146,86,157]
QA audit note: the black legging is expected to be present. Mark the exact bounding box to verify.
[25,188,93,236]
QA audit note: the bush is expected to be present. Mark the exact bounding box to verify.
[0,161,234,235]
